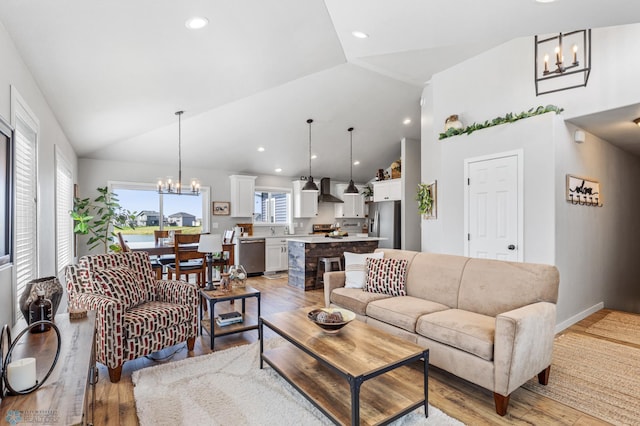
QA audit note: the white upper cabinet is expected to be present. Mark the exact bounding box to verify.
[372,179,402,202]
[292,180,318,218]
[229,175,256,217]
[333,183,365,218]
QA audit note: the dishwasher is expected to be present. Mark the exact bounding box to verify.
[237,238,266,276]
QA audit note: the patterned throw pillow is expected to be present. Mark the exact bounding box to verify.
[93,267,146,309]
[344,251,384,289]
[364,258,408,296]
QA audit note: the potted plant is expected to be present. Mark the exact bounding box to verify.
[361,184,374,200]
[70,186,138,253]
[416,183,434,218]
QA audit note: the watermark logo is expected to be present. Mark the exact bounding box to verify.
[5,410,21,425]
[4,410,59,425]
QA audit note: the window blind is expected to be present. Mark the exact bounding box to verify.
[56,151,73,274]
[14,120,38,317]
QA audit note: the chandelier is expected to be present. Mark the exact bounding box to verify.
[534,29,591,96]
[157,111,200,195]
[301,118,319,192]
[344,127,358,194]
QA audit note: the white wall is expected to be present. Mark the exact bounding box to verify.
[0,21,77,326]
[422,23,640,326]
[401,137,421,251]
[555,124,640,323]
[434,113,557,264]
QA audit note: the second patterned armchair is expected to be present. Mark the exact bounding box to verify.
[65,251,198,382]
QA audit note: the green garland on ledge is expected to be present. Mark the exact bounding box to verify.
[438,105,564,140]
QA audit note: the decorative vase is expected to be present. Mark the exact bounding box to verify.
[220,273,231,292]
[444,114,463,131]
[19,276,63,323]
[28,289,52,333]
[228,265,247,288]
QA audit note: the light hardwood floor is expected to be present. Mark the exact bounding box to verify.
[93,275,617,425]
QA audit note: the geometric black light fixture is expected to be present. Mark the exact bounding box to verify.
[344,127,359,194]
[634,118,640,127]
[301,118,319,192]
[157,111,200,195]
[534,29,591,96]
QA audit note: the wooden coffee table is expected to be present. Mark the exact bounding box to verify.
[259,308,428,426]
[199,286,261,349]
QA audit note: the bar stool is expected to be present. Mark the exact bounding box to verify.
[316,256,342,287]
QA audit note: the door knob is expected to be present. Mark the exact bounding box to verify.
[508,244,516,250]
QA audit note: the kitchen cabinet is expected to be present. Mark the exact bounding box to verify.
[265,238,288,272]
[292,180,318,218]
[229,175,256,217]
[333,183,365,218]
[372,179,402,202]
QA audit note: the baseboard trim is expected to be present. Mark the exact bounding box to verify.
[555,302,604,334]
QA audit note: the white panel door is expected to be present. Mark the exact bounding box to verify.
[467,154,520,261]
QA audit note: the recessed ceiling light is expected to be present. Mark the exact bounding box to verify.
[185,17,209,30]
[275,168,282,173]
[353,160,360,166]
[352,31,369,39]
[403,118,412,125]
[257,147,265,152]
[311,154,317,159]
[535,0,557,3]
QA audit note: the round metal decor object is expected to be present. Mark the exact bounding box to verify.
[1,321,61,396]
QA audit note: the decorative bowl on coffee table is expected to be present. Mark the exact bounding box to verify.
[307,308,356,334]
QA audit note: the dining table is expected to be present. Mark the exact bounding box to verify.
[128,241,235,266]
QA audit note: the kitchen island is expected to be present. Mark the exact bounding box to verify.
[287,236,384,290]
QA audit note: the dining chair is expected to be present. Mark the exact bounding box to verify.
[118,232,163,280]
[166,233,206,286]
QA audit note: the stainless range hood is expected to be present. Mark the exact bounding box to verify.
[318,177,343,203]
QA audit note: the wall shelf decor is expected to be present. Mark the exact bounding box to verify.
[566,174,602,206]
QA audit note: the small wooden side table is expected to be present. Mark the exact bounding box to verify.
[199,286,261,350]
[1,312,97,426]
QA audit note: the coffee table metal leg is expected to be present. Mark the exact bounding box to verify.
[259,317,264,369]
[350,376,363,426]
[210,300,216,350]
[424,350,429,418]
[257,294,261,341]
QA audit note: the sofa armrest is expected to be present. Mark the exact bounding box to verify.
[494,301,556,396]
[74,293,125,370]
[154,279,198,306]
[324,271,346,308]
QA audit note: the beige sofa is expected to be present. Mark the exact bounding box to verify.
[324,248,559,416]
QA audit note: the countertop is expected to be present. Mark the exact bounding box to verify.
[285,236,385,243]
[235,234,309,241]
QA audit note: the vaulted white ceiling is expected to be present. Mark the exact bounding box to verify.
[1,0,639,182]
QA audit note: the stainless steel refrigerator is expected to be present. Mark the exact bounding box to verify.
[368,201,401,249]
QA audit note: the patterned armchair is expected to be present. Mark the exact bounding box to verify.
[65,251,198,382]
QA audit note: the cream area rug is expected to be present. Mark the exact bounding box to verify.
[523,332,640,425]
[585,311,640,346]
[133,339,464,426]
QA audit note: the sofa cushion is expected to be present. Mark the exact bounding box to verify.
[365,258,408,296]
[405,252,469,308]
[93,267,146,309]
[366,296,450,333]
[330,287,391,316]
[416,309,495,361]
[344,251,384,288]
[124,301,192,339]
[457,258,560,317]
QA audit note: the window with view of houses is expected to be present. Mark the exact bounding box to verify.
[254,189,290,224]
[110,183,209,243]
